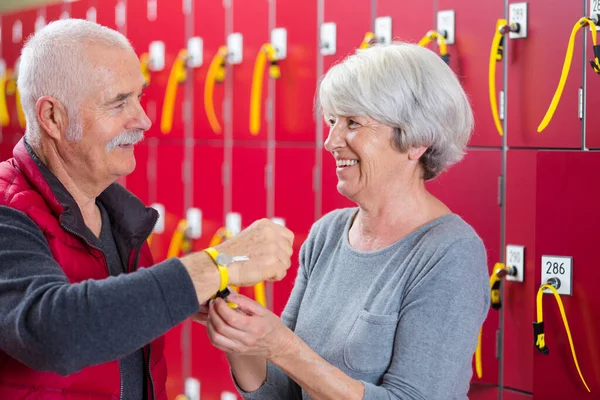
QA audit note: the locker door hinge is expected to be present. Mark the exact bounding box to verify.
[266,97,273,122]
[182,159,191,185]
[496,329,501,359]
[499,90,505,121]
[313,165,321,193]
[578,87,583,120]
[223,98,231,124]
[497,175,504,207]
[265,164,273,190]
[222,162,230,186]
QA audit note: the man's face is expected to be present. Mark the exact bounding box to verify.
[61,44,151,185]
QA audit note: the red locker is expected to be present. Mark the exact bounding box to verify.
[188,144,234,400]
[319,0,371,215]
[585,17,600,149]
[126,141,150,204]
[127,0,186,139]
[192,0,226,140]
[323,0,370,69]
[502,150,537,394]
[151,140,186,400]
[468,384,499,400]
[506,1,584,148]
[190,144,226,253]
[502,389,532,400]
[533,151,600,398]
[425,149,502,387]
[272,147,316,317]
[45,2,69,22]
[190,325,238,399]
[88,0,118,30]
[231,0,269,143]
[436,0,504,147]
[376,0,434,44]
[163,324,186,400]
[231,146,268,224]
[0,132,19,161]
[148,140,185,263]
[2,9,36,138]
[274,0,317,143]
[70,0,90,20]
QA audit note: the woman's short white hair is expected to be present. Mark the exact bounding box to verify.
[318,41,474,180]
[18,19,133,147]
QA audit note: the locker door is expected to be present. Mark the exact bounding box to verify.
[231,0,269,143]
[126,0,186,139]
[436,0,504,147]
[192,0,226,140]
[320,0,371,215]
[533,151,600,398]
[507,0,584,148]
[2,10,36,137]
[274,0,318,143]
[272,146,316,317]
[503,150,537,394]
[426,149,502,388]
[376,0,434,44]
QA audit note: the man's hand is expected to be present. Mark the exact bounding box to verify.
[215,219,294,287]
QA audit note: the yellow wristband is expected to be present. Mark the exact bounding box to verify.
[203,247,228,292]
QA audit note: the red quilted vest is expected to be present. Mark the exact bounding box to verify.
[0,138,168,400]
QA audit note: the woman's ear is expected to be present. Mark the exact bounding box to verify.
[407,146,428,161]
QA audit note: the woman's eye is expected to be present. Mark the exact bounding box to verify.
[348,119,360,128]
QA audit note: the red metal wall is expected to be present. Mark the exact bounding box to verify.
[2,1,600,400]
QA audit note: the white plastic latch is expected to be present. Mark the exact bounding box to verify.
[509,2,528,39]
[150,203,165,234]
[271,217,286,227]
[505,245,525,282]
[12,20,23,43]
[86,7,97,23]
[186,208,202,239]
[320,22,337,55]
[227,33,243,64]
[271,28,287,60]
[35,15,46,33]
[437,10,455,45]
[374,16,392,45]
[185,378,200,400]
[187,37,203,68]
[149,41,165,71]
[225,212,242,236]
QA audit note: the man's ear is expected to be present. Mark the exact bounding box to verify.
[407,146,428,161]
[36,96,68,140]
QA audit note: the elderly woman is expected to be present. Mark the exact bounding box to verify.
[200,42,490,399]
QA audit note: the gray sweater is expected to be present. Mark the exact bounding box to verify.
[238,208,490,400]
[0,205,199,396]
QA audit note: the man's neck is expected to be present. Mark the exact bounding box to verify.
[33,142,106,237]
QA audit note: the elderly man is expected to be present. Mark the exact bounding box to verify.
[0,19,294,400]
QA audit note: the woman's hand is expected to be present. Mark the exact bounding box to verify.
[206,293,296,360]
[191,302,209,326]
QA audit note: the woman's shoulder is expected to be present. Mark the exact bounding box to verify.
[422,213,483,246]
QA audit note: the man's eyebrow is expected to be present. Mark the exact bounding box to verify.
[105,92,133,105]
[105,82,148,106]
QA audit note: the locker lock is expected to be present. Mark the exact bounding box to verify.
[499,22,520,35]
[546,277,561,290]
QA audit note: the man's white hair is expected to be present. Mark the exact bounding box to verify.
[17,18,134,147]
[318,41,474,180]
